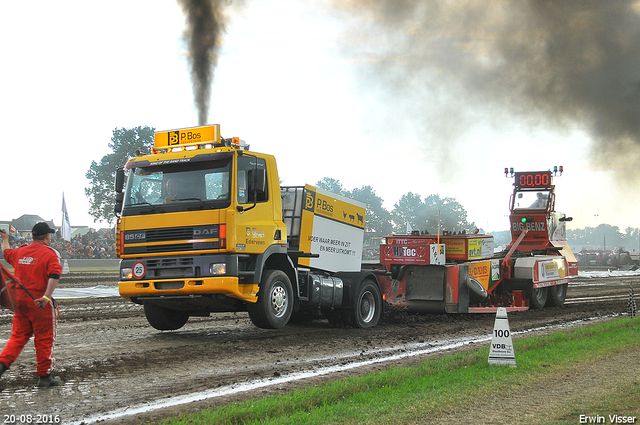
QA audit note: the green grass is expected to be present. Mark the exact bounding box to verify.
[157,318,640,425]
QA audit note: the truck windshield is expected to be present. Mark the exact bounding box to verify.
[122,158,232,214]
[513,189,551,211]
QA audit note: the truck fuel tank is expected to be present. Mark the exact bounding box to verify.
[309,275,343,309]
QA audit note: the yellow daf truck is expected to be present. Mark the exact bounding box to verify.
[114,124,382,330]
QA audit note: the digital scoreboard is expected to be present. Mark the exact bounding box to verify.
[514,171,553,189]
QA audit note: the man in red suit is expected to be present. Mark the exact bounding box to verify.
[0,222,62,387]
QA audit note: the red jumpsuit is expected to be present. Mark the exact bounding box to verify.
[1,240,62,377]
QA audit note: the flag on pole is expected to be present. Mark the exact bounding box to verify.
[0,262,18,312]
[62,193,71,241]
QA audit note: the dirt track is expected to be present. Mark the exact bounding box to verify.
[0,272,637,424]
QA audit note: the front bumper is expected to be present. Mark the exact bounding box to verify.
[119,276,259,303]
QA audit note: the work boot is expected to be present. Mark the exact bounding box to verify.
[37,374,62,388]
[0,362,6,378]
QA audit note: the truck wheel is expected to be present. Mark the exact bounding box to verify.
[248,270,293,329]
[144,304,189,330]
[351,279,382,329]
[547,284,567,307]
[530,286,548,309]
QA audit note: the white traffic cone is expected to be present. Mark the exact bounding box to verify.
[488,307,516,367]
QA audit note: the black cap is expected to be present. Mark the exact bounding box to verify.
[32,222,56,237]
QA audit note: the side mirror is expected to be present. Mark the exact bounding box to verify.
[248,168,266,198]
[559,216,573,222]
[114,192,124,215]
[115,168,125,194]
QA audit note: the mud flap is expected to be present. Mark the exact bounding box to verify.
[447,264,469,314]
[405,266,445,301]
[402,265,470,314]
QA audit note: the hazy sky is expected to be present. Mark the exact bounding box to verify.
[1,0,638,233]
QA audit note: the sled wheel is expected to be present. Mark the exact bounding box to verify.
[248,270,293,329]
[546,284,567,307]
[530,286,548,309]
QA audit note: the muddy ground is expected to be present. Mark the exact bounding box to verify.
[0,273,637,424]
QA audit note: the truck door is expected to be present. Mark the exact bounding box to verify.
[234,155,277,255]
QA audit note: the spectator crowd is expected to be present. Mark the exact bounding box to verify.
[5,229,116,260]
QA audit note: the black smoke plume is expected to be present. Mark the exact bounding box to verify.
[178,0,229,126]
[335,0,640,182]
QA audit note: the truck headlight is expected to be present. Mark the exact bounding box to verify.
[210,263,226,275]
[121,268,133,280]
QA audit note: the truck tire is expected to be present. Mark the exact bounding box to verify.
[546,284,567,307]
[144,304,189,331]
[248,270,293,329]
[350,279,382,329]
[530,286,548,309]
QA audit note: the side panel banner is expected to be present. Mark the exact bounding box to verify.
[535,258,567,282]
[298,185,365,272]
[306,216,363,272]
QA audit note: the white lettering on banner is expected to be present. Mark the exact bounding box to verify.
[18,257,36,265]
[576,415,637,424]
[246,228,265,238]
[579,415,605,424]
[512,222,546,232]
[609,415,637,424]
[392,246,417,257]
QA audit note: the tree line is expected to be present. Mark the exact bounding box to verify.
[86,126,639,252]
[85,126,479,244]
[314,177,478,246]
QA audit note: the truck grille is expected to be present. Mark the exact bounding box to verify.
[145,228,194,242]
[145,256,197,279]
[147,258,194,267]
[122,225,221,255]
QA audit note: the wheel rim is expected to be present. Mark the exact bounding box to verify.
[359,291,376,323]
[532,286,548,308]
[558,284,566,298]
[270,284,288,318]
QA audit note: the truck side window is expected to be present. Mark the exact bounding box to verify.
[126,170,162,205]
[237,156,267,204]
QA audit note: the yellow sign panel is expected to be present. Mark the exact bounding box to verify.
[467,260,491,290]
[445,240,466,255]
[298,185,366,271]
[302,184,365,229]
[536,258,567,282]
[468,238,482,259]
[155,125,220,148]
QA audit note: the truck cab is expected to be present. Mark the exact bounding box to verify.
[503,169,578,308]
[115,124,381,330]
